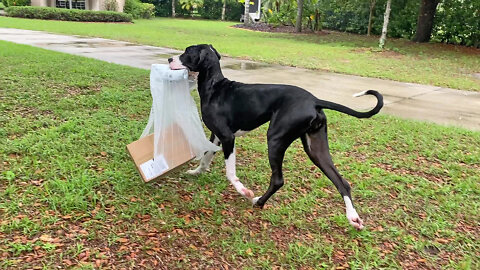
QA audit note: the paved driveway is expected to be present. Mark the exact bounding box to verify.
[1,27,479,130]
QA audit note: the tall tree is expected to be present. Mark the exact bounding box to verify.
[413,0,440,42]
[295,0,304,32]
[222,0,227,21]
[367,0,376,36]
[379,0,392,49]
[244,0,251,26]
[172,0,176,17]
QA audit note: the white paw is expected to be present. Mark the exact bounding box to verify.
[347,213,364,230]
[186,168,201,175]
[252,196,261,205]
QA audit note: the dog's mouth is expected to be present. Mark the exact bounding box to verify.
[168,56,188,70]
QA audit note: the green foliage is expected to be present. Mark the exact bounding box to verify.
[197,0,243,21]
[5,6,133,22]
[433,0,480,47]
[124,0,155,19]
[180,0,203,14]
[0,1,6,9]
[5,0,30,6]
[262,0,297,26]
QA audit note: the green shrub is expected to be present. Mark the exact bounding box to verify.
[124,0,155,19]
[0,1,5,9]
[5,0,30,6]
[433,0,480,47]
[2,0,30,7]
[198,0,244,21]
[5,6,133,22]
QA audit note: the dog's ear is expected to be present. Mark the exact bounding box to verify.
[209,45,221,60]
[199,48,208,64]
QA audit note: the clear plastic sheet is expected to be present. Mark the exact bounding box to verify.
[141,64,220,161]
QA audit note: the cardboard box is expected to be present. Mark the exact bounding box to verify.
[127,125,195,182]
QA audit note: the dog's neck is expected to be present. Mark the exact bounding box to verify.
[197,61,225,100]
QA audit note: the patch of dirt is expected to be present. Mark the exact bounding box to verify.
[232,23,329,35]
[376,50,405,59]
[65,84,102,97]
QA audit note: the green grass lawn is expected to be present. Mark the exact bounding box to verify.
[0,16,479,91]
[1,41,479,269]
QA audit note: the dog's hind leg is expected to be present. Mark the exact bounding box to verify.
[301,123,364,230]
[187,133,221,175]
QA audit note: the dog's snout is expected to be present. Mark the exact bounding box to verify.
[168,57,173,63]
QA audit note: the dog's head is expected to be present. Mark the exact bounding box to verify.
[168,44,221,72]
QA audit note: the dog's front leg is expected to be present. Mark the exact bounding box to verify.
[222,138,255,200]
[187,134,220,175]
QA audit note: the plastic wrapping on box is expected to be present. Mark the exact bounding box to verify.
[141,64,220,161]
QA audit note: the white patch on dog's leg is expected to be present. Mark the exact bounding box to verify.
[225,148,254,199]
[252,196,261,205]
[187,137,219,175]
[344,196,364,230]
[305,134,312,151]
[187,151,215,175]
[234,130,249,137]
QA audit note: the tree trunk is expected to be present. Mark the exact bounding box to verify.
[295,0,304,33]
[379,0,391,49]
[413,0,439,42]
[367,0,376,36]
[222,0,226,21]
[244,0,251,26]
[172,0,176,17]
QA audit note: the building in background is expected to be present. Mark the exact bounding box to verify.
[30,0,125,12]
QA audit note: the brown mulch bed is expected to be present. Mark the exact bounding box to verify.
[232,22,329,35]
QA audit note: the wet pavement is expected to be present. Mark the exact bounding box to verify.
[1,27,479,130]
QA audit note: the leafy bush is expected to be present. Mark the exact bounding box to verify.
[5,0,30,6]
[263,0,297,26]
[124,0,155,19]
[433,0,480,47]
[0,1,5,9]
[198,0,243,21]
[5,6,133,22]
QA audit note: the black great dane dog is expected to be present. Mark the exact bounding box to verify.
[168,44,383,230]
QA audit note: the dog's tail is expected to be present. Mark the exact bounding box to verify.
[315,90,383,118]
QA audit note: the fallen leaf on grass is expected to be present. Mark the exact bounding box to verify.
[436,238,451,244]
[39,235,54,242]
[117,238,129,243]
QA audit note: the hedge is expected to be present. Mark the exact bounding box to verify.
[5,6,133,22]
[124,0,155,19]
